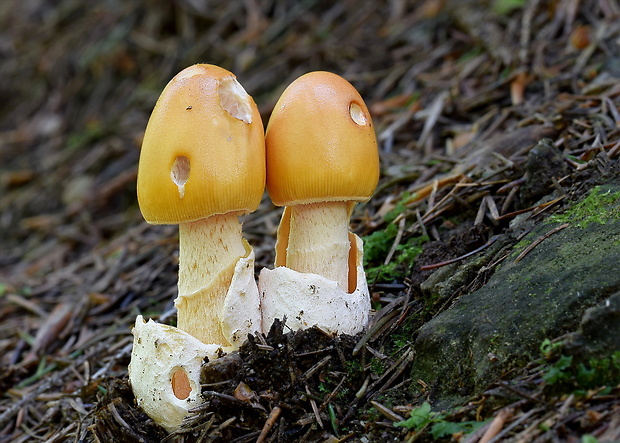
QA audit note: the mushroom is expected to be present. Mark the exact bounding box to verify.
[259,71,379,335]
[130,64,265,431]
[136,64,265,347]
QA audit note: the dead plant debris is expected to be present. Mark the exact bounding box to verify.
[1,0,620,442]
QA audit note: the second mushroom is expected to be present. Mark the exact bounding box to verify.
[260,71,380,335]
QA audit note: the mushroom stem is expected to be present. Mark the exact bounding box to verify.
[176,212,246,345]
[279,201,351,291]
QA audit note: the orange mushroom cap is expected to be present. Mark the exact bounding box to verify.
[137,64,265,224]
[265,71,379,207]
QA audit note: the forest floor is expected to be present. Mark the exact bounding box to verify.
[1,1,619,442]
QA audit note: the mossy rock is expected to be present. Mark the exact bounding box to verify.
[410,184,620,406]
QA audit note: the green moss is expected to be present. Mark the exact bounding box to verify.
[388,315,418,353]
[384,192,412,224]
[363,223,398,263]
[369,357,386,376]
[363,227,428,284]
[548,186,620,228]
[493,0,526,15]
[345,360,362,375]
[363,405,382,424]
[318,381,331,394]
[394,402,489,439]
[542,348,620,395]
[512,185,620,259]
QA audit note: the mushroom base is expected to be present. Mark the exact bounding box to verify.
[259,233,370,335]
[130,248,262,432]
[128,316,220,432]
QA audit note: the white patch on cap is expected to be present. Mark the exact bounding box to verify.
[219,77,253,124]
[174,64,206,80]
[349,102,368,126]
[171,156,190,198]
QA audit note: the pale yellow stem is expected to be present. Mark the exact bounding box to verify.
[284,201,350,290]
[176,213,246,345]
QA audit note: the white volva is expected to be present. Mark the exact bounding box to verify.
[259,234,370,335]
[130,249,262,431]
[128,316,217,432]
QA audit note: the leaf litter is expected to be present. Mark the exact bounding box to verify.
[1,0,620,441]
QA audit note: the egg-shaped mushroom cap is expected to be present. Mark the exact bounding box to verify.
[137,64,265,224]
[265,71,379,207]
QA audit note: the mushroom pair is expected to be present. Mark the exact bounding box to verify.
[128,64,379,431]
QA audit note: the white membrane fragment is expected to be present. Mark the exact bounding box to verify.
[219,77,253,124]
[259,233,370,335]
[128,316,221,432]
[130,251,262,431]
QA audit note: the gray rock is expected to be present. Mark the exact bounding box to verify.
[519,138,569,205]
[561,291,620,360]
[411,184,620,407]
